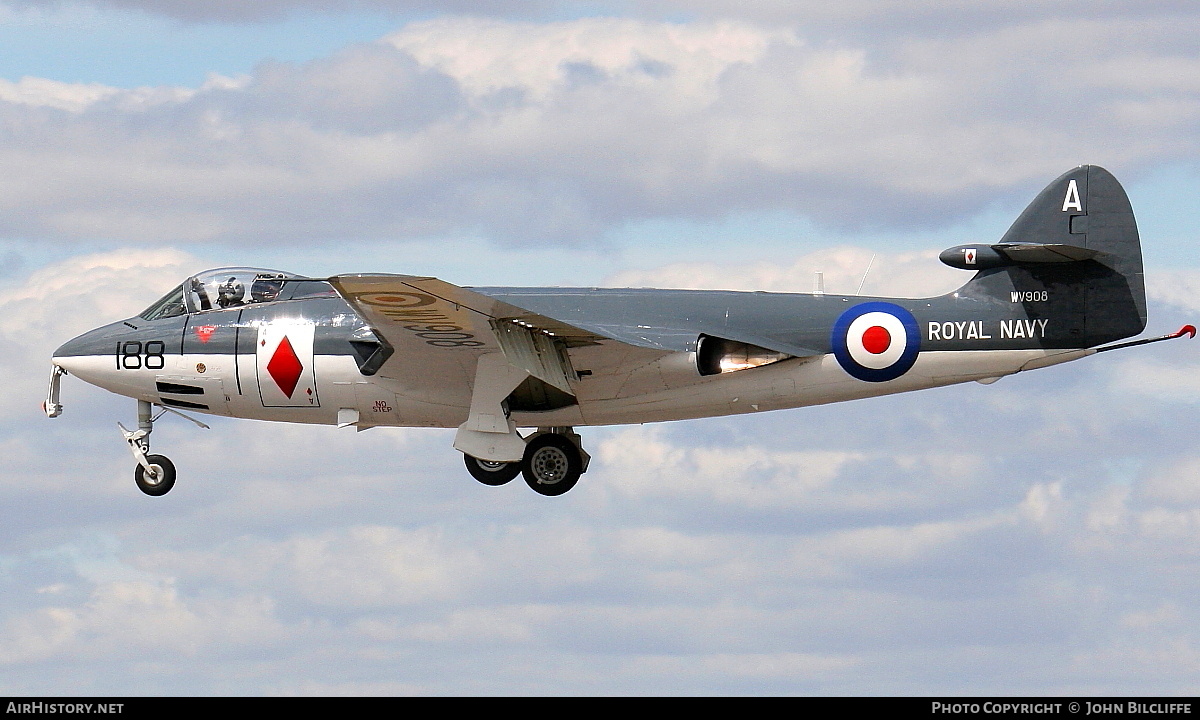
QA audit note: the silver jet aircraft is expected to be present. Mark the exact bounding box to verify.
[45,166,1193,496]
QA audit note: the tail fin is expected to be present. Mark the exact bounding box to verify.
[956,165,1147,347]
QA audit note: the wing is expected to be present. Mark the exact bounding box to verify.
[475,287,825,360]
[330,275,827,413]
[328,274,663,407]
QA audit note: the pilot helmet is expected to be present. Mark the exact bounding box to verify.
[217,277,244,307]
[251,274,285,303]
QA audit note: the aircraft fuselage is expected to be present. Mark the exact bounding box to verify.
[53,283,1095,432]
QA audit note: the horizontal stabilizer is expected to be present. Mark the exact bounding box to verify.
[941,242,1100,270]
[994,243,1100,263]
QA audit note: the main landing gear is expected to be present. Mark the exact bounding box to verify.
[119,399,208,496]
[464,428,590,497]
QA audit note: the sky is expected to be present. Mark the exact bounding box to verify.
[1,0,1199,696]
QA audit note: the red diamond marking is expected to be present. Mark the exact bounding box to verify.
[267,336,304,398]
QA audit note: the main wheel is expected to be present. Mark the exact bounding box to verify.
[135,454,176,496]
[522,434,582,496]
[463,454,522,486]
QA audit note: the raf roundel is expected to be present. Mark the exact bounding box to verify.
[831,301,921,382]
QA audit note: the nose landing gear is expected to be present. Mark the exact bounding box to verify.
[118,399,208,496]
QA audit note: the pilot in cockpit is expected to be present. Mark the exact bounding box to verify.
[217,277,245,308]
[251,275,285,303]
[188,277,212,311]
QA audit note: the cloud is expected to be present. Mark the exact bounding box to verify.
[1,14,1197,246]
[1138,456,1200,506]
[605,245,965,296]
[150,525,485,607]
[8,1,1198,28]
[0,579,285,664]
[1146,269,1200,315]
[0,77,124,112]
[0,247,195,430]
[4,247,1200,694]
[2,0,569,23]
[2,5,1199,695]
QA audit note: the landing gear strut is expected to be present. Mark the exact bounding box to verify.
[118,399,207,497]
[464,427,589,496]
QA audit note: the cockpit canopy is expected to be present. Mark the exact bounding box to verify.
[139,267,333,321]
[188,267,296,312]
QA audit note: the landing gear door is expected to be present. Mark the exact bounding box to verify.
[256,322,320,407]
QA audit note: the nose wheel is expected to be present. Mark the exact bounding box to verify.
[134,455,176,496]
[119,399,207,497]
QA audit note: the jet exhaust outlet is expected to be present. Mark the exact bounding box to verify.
[696,335,790,376]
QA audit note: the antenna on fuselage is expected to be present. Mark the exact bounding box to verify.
[855,253,876,296]
[813,271,825,295]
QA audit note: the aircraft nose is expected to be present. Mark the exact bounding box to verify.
[51,322,125,382]
[53,324,101,357]
[53,333,87,361]
[52,332,96,377]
